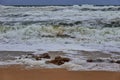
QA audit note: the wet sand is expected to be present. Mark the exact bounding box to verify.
[0,65,120,80]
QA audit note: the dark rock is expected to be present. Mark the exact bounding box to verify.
[54,56,61,60]
[35,57,41,60]
[25,56,29,58]
[116,60,120,64]
[87,59,104,63]
[86,59,93,62]
[25,53,50,60]
[62,57,70,62]
[40,53,51,59]
[46,60,64,65]
[74,21,82,25]
[54,56,70,62]
[45,56,70,65]
[18,57,22,59]
[109,60,116,63]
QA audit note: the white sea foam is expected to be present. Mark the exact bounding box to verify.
[0,25,119,52]
[15,57,120,71]
[0,5,120,71]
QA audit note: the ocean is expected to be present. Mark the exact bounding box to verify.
[0,5,120,71]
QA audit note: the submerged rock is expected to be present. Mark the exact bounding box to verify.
[46,56,70,65]
[86,59,94,62]
[108,60,116,63]
[115,60,120,64]
[55,56,70,62]
[87,58,120,64]
[34,53,50,60]
[23,53,51,60]
[39,53,51,59]
[86,59,104,63]
[108,60,120,64]
[35,57,41,60]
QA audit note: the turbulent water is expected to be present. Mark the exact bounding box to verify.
[0,5,120,71]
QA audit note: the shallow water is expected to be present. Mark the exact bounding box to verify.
[0,5,120,52]
[0,5,120,71]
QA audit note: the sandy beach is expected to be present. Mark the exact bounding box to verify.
[0,65,119,80]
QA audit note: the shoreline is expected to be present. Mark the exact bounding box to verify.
[0,65,120,80]
[0,50,120,71]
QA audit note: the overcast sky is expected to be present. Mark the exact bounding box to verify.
[0,0,120,5]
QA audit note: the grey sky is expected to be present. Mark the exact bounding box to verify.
[0,0,120,5]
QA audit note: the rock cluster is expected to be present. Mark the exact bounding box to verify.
[46,56,70,65]
[23,53,51,60]
[20,53,70,65]
[86,59,120,64]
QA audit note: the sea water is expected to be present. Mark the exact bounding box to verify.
[0,5,120,71]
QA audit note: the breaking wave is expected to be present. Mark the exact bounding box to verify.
[0,5,120,51]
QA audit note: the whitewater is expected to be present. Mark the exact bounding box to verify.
[0,5,120,71]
